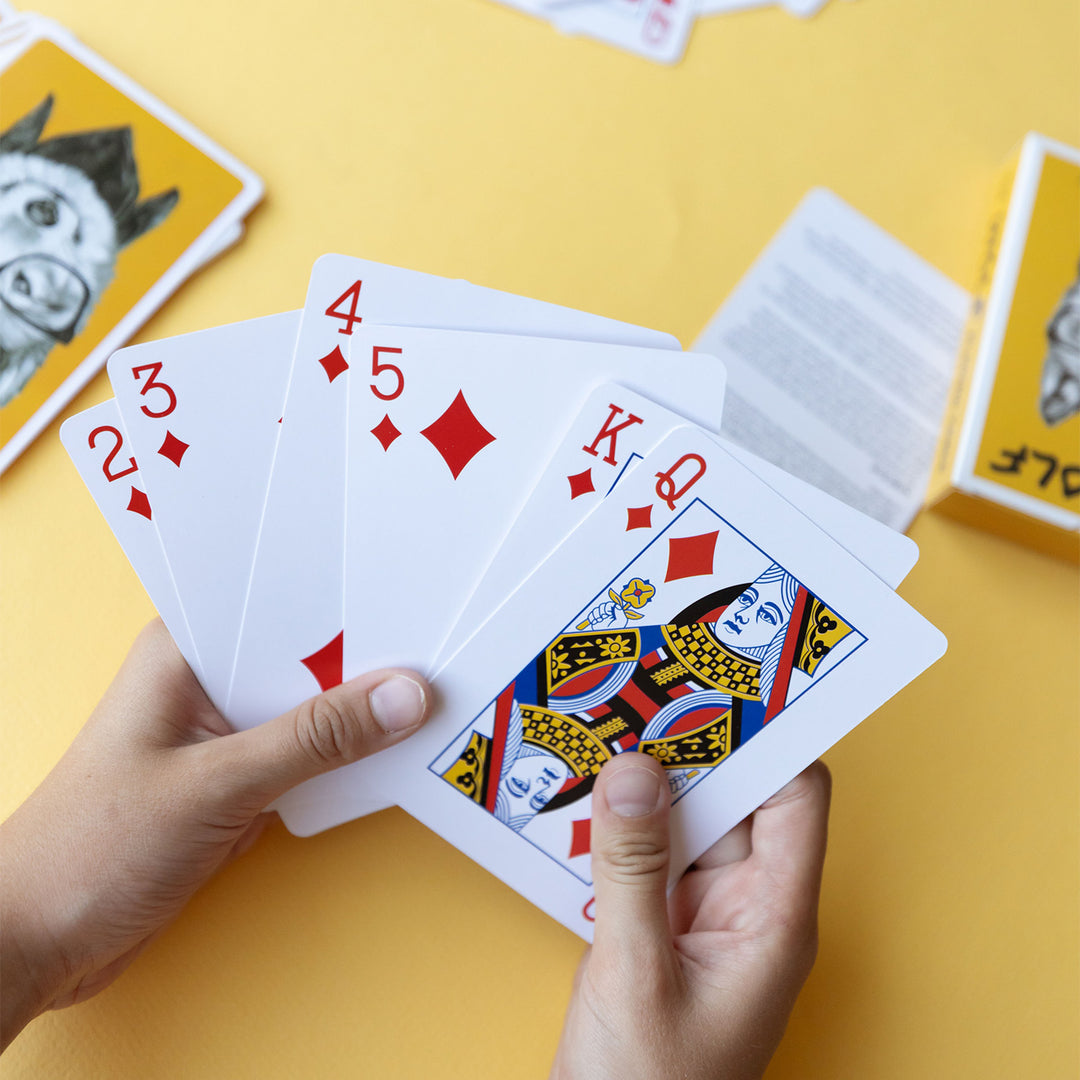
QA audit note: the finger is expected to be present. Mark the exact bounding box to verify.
[690,815,752,870]
[95,620,232,745]
[749,760,832,900]
[199,669,431,811]
[667,819,751,935]
[589,753,678,972]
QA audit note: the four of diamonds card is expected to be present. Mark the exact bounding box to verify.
[61,254,945,941]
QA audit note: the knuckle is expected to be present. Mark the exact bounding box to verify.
[597,833,669,883]
[293,695,365,766]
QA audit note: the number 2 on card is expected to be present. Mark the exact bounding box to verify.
[88,425,138,481]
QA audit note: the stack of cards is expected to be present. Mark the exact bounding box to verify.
[488,0,853,66]
[0,10,262,471]
[62,253,946,940]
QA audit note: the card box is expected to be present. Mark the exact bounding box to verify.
[928,133,1080,561]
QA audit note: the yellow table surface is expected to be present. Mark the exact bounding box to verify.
[2,1,1077,1076]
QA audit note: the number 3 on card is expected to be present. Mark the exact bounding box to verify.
[370,346,404,401]
[131,362,177,418]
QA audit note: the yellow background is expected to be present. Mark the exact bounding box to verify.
[1,1,1078,1077]
[973,153,1080,510]
[0,38,242,450]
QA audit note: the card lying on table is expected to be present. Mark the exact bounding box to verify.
[397,425,946,940]
[0,14,261,473]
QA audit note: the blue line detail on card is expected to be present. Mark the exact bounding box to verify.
[605,451,642,496]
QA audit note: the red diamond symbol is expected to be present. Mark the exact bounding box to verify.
[567,468,595,500]
[420,390,495,480]
[157,430,189,467]
[126,486,152,520]
[568,818,592,859]
[371,414,401,451]
[665,530,719,583]
[300,630,344,692]
[317,345,349,383]
[625,504,653,531]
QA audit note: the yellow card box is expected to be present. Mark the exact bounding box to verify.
[928,133,1080,562]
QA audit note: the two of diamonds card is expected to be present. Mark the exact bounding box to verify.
[62,252,944,941]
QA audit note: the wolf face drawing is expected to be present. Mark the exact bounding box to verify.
[0,95,179,406]
[1040,267,1080,427]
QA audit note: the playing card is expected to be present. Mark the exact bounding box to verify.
[228,254,679,733]
[550,0,698,65]
[396,425,946,939]
[434,381,918,671]
[720,444,919,586]
[195,221,244,269]
[344,328,726,678]
[780,0,829,15]
[0,17,262,472]
[270,328,724,836]
[59,398,200,676]
[697,0,773,14]
[107,312,297,711]
[0,3,29,41]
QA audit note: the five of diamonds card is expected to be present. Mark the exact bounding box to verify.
[60,254,944,941]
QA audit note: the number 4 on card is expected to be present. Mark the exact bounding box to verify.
[325,280,364,335]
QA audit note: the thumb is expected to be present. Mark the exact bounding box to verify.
[204,669,430,811]
[589,752,677,966]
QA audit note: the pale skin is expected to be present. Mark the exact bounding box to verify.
[1,621,830,1077]
[551,753,830,1080]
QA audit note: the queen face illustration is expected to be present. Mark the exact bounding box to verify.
[499,751,570,815]
[712,578,795,653]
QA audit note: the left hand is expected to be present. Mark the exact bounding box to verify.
[0,620,431,1050]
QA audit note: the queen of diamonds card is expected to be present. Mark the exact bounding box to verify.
[430,496,866,885]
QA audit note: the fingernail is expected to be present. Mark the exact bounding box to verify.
[605,767,663,818]
[369,676,426,734]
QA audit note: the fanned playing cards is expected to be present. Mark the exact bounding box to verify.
[62,253,944,941]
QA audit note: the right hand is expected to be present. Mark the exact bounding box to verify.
[551,753,831,1080]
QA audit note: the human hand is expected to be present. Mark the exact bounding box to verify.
[0,619,431,1050]
[551,753,830,1080]
[585,600,628,630]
